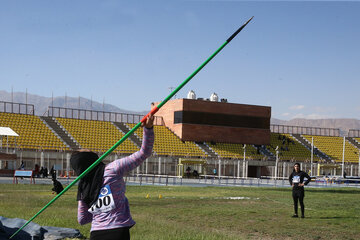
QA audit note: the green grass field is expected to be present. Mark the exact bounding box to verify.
[0,184,359,240]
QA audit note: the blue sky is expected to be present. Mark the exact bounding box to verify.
[0,0,359,120]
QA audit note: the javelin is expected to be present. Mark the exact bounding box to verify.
[10,16,253,239]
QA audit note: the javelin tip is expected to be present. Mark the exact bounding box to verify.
[226,16,254,43]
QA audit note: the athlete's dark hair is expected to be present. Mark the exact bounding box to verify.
[293,162,301,172]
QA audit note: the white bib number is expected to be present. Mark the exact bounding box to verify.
[88,185,115,215]
[293,175,300,183]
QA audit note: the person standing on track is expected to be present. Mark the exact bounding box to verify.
[289,162,311,218]
[70,114,154,240]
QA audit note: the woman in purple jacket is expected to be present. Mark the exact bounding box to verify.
[70,114,154,240]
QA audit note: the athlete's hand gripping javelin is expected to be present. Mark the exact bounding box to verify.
[141,113,154,129]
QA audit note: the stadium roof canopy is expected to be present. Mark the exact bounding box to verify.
[0,127,19,137]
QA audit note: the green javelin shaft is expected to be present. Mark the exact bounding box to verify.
[10,16,253,239]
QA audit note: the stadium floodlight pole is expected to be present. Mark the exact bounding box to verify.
[311,137,314,175]
[243,144,246,178]
[358,150,360,177]
[342,136,345,177]
[275,146,279,180]
[10,16,253,239]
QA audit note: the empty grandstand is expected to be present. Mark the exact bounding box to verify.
[56,117,139,154]
[206,142,263,160]
[302,135,359,163]
[0,112,68,151]
[127,123,208,158]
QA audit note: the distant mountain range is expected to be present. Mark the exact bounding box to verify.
[1,90,359,134]
[0,90,146,116]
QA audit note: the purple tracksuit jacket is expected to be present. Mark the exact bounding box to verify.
[77,127,154,232]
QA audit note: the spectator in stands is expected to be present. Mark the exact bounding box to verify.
[289,163,311,218]
[43,167,48,178]
[33,164,40,178]
[71,114,154,240]
[186,166,191,178]
[193,169,199,178]
[50,166,56,179]
[40,167,45,177]
[19,161,25,170]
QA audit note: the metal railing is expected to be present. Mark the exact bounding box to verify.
[46,106,163,125]
[348,129,360,138]
[124,174,360,188]
[270,124,340,136]
[0,101,34,115]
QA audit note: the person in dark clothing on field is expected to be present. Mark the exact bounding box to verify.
[51,168,63,195]
[289,163,311,218]
[52,176,64,194]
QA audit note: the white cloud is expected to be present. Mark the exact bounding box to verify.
[289,105,305,110]
[292,113,329,120]
[281,112,290,117]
